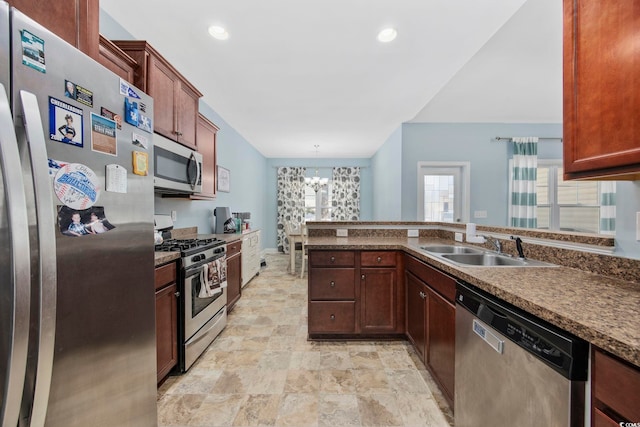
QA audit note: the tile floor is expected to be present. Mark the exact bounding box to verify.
[157,253,454,427]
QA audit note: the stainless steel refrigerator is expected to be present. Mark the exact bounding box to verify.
[0,3,157,426]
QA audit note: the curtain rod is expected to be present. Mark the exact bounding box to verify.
[495,136,563,142]
[271,166,369,169]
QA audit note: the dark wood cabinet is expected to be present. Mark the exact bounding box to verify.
[191,113,219,199]
[8,0,99,59]
[155,261,178,384]
[563,0,640,180]
[111,41,202,149]
[592,347,640,425]
[226,240,242,311]
[360,251,403,334]
[404,254,456,408]
[308,250,403,337]
[97,35,136,83]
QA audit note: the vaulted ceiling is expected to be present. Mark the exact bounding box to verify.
[100,0,561,158]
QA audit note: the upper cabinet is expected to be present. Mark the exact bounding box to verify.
[112,41,203,149]
[7,0,99,59]
[97,35,136,83]
[192,113,219,200]
[563,0,640,180]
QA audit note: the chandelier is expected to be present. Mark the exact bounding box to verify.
[305,145,328,192]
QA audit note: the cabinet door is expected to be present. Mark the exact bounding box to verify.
[155,283,178,383]
[176,84,199,148]
[405,271,426,361]
[360,268,397,333]
[563,0,640,180]
[192,114,218,199]
[426,287,455,406]
[226,253,241,311]
[147,56,179,142]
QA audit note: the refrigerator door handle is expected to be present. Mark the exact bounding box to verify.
[0,84,31,427]
[19,90,57,426]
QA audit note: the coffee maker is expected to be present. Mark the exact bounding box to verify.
[213,207,235,234]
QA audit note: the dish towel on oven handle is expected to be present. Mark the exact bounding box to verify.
[198,261,222,298]
[217,256,227,289]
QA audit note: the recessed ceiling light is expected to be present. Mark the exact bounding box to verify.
[377,28,397,43]
[208,25,229,40]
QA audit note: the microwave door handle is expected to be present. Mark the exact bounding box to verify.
[187,151,200,190]
[0,83,31,427]
[20,90,58,426]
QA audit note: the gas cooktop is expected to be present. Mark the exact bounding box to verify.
[155,237,224,256]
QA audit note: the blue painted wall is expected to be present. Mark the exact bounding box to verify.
[371,125,403,220]
[400,123,563,224]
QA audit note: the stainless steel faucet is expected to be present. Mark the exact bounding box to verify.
[481,236,502,254]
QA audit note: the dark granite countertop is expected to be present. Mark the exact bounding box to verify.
[307,236,640,368]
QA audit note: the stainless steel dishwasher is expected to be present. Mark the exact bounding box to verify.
[455,281,589,427]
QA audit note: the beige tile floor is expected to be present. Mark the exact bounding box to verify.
[157,253,454,427]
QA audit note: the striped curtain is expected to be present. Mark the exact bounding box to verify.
[276,167,306,253]
[599,181,616,235]
[331,167,360,221]
[510,137,538,228]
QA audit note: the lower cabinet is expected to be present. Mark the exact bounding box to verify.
[592,347,640,426]
[405,254,456,408]
[307,249,403,337]
[155,261,178,384]
[226,240,242,311]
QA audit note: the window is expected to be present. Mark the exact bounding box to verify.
[418,162,470,223]
[304,183,332,221]
[510,160,615,234]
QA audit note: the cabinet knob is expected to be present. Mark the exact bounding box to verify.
[330,256,335,263]
[419,291,425,299]
[377,256,382,263]
[175,291,181,298]
[330,314,335,320]
[175,130,183,136]
[361,274,365,280]
[330,281,335,287]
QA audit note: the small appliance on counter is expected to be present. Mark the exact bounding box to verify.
[213,207,235,234]
[154,214,174,243]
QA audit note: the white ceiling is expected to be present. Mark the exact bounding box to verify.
[100,0,561,159]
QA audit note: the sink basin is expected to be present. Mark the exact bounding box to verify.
[420,245,483,254]
[441,253,555,267]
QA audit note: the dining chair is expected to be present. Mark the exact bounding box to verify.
[284,221,302,273]
[299,223,308,278]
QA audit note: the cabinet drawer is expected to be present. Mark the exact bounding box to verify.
[593,348,640,422]
[308,301,355,333]
[155,262,176,291]
[361,251,396,267]
[593,408,620,427]
[227,240,242,256]
[309,251,355,267]
[405,255,456,303]
[309,269,355,300]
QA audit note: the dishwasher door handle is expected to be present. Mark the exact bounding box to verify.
[472,319,504,354]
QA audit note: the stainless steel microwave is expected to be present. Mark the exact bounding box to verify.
[153,134,202,194]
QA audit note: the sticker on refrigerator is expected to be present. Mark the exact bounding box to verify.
[137,113,152,133]
[90,113,117,156]
[119,78,141,99]
[105,164,127,193]
[49,97,83,147]
[101,107,122,130]
[64,80,93,107]
[124,98,139,126]
[132,151,148,176]
[53,163,101,210]
[21,29,46,73]
[58,205,115,237]
[48,158,69,177]
[132,132,148,149]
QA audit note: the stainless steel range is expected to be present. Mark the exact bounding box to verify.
[155,236,227,371]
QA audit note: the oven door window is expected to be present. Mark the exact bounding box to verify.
[190,272,223,318]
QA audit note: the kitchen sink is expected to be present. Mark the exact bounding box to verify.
[420,245,483,254]
[441,252,556,267]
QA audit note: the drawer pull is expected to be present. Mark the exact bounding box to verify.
[330,314,335,320]
[330,281,335,287]
[377,256,382,263]
[361,274,365,280]
[330,256,335,263]
[419,291,426,299]
[175,291,181,298]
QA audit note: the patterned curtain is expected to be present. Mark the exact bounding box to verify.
[510,137,538,228]
[331,167,360,221]
[276,167,306,253]
[599,181,616,235]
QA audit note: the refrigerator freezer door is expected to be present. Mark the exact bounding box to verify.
[0,83,31,427]
[10,8,157,427]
